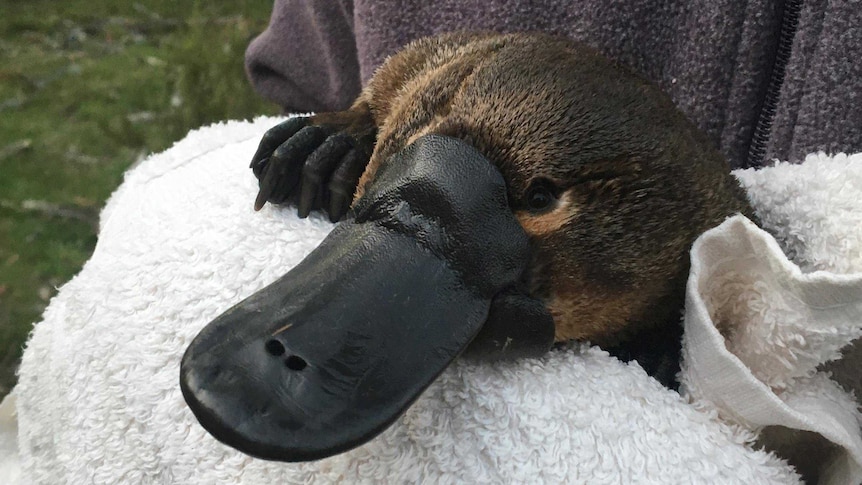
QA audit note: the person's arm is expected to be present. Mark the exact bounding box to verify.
[245,0,361,113]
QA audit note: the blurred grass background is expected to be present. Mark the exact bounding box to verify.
[0,0,280,399]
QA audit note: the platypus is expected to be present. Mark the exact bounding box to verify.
[180,32,754,462]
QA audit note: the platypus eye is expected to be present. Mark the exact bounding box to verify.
[525,179,558,212]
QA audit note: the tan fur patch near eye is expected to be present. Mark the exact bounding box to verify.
[515,191,578,236]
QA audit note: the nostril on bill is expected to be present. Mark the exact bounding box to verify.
[265,339,285,357]
[285,355,307,371]
[265,339,307,370]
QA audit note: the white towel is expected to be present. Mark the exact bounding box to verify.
[683,155,862,485]
[4,117,862,484]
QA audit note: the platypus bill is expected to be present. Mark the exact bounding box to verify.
[180,32,755,462]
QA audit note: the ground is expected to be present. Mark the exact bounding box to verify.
[0,0,280,399]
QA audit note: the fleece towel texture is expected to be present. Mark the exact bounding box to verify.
[4,117,862,483]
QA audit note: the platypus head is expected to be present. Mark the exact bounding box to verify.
[420,38,756,348]
[181,34,753,463]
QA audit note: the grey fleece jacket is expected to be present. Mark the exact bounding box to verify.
[244,0,862,169]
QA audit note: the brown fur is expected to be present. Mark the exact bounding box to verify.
[313,32,754,348]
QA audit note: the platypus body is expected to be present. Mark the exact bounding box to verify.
[181,32,754,462]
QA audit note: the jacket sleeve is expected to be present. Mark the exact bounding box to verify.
[244,0,362,113]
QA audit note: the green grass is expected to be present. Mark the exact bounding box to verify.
[0,0,281,398]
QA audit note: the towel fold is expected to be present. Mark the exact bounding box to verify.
[682,215,862,484]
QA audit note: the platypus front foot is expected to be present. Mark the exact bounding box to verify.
[250,110,376,222]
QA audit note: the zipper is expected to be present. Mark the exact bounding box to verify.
[744,0,803,168]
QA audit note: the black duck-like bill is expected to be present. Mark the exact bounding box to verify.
[180,135,554,462]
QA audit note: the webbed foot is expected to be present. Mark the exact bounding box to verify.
[251,110,376,222]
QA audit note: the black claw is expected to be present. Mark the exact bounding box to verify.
[254,191,269,211]
[327,191,349,223]
[254,125,329,210]
[254,162,278,211]
[250,115,376,217]
[297,183,318,218]
[325,147,370,221]
[250,117,309,174]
